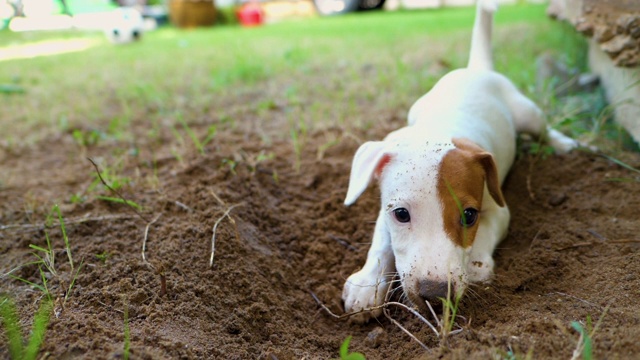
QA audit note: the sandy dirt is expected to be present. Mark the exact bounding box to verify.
[2,45,640,360]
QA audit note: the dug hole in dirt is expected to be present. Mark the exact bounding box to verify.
[2,83,640,359]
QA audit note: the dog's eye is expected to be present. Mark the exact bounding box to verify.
[461,208,478,227]
[393,208,411,223]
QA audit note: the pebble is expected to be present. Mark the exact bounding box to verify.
[366,326,388,348]
[548,193,568,207]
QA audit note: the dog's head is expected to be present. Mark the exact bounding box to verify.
[344,136,505,310]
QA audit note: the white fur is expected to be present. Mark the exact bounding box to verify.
[104,8,144,44]
[342,0,581,322]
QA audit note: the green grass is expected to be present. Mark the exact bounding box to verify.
[0,296,53,360]
[8,205,82,304]
[336,336,366,360]
[1,3,599,148]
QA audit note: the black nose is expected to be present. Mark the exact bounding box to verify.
[418,280,450,304]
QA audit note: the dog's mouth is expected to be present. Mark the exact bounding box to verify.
[401,277,465,313]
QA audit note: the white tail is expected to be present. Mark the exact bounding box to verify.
[467,0,497,71]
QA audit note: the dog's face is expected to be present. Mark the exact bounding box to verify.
[345,137,504,310]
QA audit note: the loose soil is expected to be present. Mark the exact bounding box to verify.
[2,71,640,360]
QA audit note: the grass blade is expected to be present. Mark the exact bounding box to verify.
[54,205,74,271]
[65,260,84,305]
[0,296,25,359]
[96,196,142,210]
[602,155,640,175]
[8,274,48,294]
[23,298,53,360]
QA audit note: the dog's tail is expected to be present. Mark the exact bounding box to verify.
[467,0,497,71]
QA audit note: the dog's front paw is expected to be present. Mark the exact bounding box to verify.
[342,270,390,323]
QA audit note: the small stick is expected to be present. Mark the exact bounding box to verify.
[558,239,640,251]
[309,291,439,337]
[210,203,243,267]
[142,213,163,265]
[384,306,430,351]
[550,291,601,309]
[174,201,193,212]
[159,273,167,297]
[88,157,149,223]
[425,300,442,329]
[0,214,132,232]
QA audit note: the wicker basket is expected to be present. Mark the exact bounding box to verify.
[169,0,217,28]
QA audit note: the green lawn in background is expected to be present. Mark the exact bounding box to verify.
[1,3,596,147]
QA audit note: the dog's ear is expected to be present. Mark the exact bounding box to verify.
[453,137,505,207]
[344,141,390,206]
[475,152,505,207]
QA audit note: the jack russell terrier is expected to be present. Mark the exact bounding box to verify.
[342,0,581,322]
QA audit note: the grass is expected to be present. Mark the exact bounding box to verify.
[337,336,366,360]
[0,296,53,360]
[7,204,82,304]
[0,3,602,148]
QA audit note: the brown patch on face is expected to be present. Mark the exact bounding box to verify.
[437,138,505,247]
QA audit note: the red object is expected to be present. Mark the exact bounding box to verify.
[237,2,264,27]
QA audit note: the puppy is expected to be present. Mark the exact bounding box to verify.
[341,0,580,322]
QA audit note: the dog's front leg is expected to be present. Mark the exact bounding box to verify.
[467,201,510,283]
[342,209,395,323]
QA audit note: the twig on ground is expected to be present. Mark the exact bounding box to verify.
[328,235,357,251]
[97,300,124,314]
[0,214,133,233]
[549,292,601,309]
[426,300,442,329]
[88,157,149,223]
[174,201,193,212]
[383,306,431,351]
[309,291,439,338]
[558,239,640,251]
[141,213,163,265]
[210,203,243,267]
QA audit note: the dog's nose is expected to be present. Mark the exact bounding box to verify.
[418,280,450,304]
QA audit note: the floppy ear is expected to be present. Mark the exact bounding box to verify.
[344,141,391,206]
[453,137,505,207]
[475,152,505,207]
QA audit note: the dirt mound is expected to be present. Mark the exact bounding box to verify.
[2,105,640,359]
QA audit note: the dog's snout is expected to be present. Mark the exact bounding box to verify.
[418,280,450,304]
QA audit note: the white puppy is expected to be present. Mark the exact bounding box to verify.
[104,7,144,44]
[341,0,580,322]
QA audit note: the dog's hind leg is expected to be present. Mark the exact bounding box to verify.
[508,90,581,154]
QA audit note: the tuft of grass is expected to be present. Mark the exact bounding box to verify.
[336,336,366,360]
[95,251,111,264]
[571,319,593,360]
[290,128,302,174]
[8,204,82,306]
[177,115,217,155]
[439,277,463,340]
[570,308,608,360]
[0,296,53,360]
